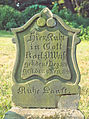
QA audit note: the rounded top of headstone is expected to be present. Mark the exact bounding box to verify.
[37,7,56,27]
[37,17,46,27]
[47,18,56,27]
[41,7,53,20]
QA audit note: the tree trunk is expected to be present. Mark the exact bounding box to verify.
[74,0,81,14]
[64,0,75,13]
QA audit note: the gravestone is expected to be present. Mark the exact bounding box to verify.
[4,8,84,119]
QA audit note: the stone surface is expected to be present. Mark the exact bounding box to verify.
[4,111,25,119]
[41,7,53,19]
[4,107,84,119]
[47,18,56,27]
[21,30,70,80]
[12,81,80,107]
[58,94,80,109]
[12,38,16,44]
[11,7,81,108]
[37,17,46,27]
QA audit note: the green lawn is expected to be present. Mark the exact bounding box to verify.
[0,36,89,119]
[77,41,89,118]
[0,30,13,37]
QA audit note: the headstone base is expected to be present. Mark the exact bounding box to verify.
[4,107,84,119]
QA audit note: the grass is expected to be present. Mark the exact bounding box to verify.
[0,36,89,119]
[77,41,89,118]
[0,30,13,37]
[0,37,15,119]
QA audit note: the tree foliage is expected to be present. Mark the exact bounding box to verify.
[63,0,89,17]
[0,0,89,17]
[52,0,89,17]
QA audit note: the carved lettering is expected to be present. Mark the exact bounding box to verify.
[21,30,71,80]
[17,86,69,95]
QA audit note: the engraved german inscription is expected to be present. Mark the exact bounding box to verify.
[21,30,71,80]
[17,86,70,95]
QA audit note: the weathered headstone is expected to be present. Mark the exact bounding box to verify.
[4,8,84,119]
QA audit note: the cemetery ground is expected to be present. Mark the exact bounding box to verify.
[0,33,89,119]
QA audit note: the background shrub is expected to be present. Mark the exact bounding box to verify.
[22,4,46,23]
[0,5,23,30]
[0,4,89,41]
[0,5,46,30]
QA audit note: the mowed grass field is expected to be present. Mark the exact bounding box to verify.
[0,36,89,119]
